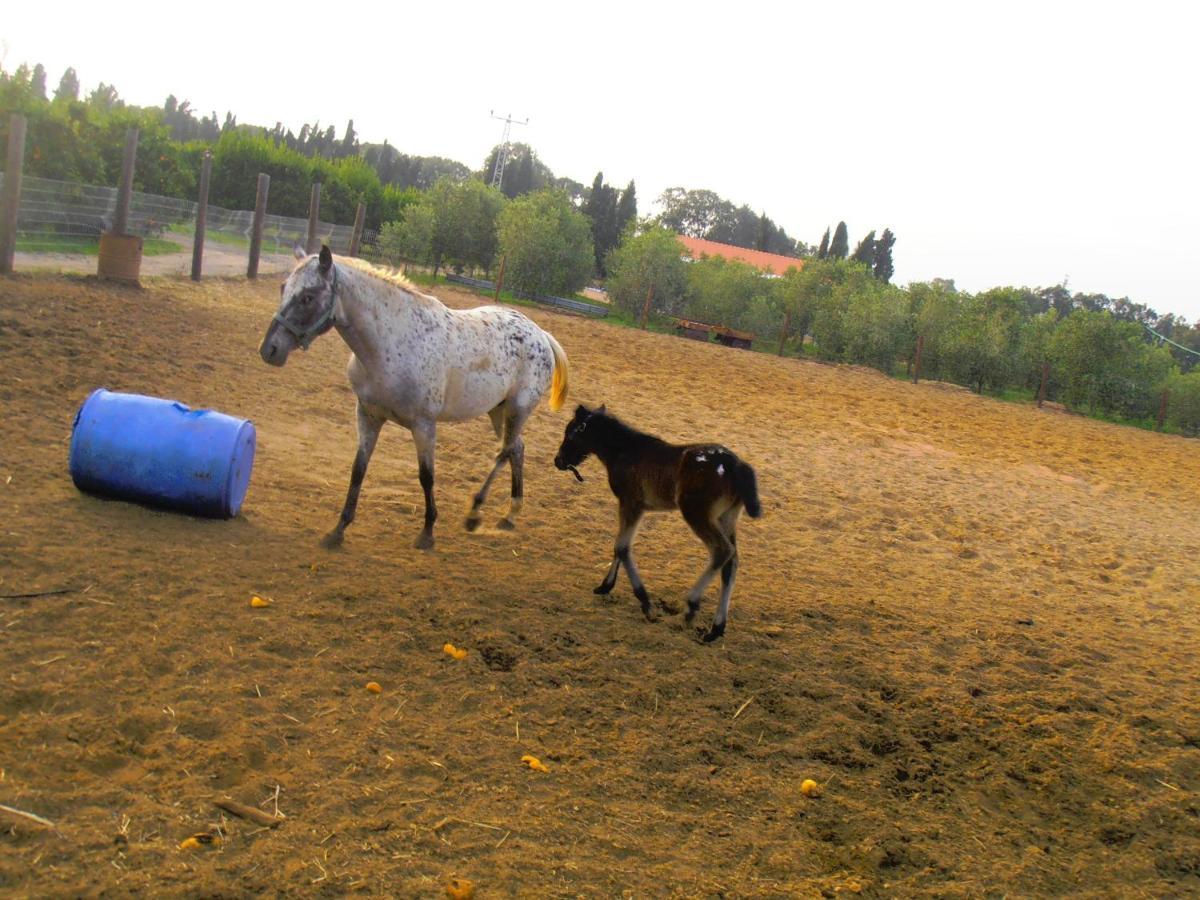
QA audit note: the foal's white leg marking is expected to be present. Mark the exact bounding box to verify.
[710,507,742,638]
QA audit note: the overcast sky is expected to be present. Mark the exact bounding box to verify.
[4,1,1198,320]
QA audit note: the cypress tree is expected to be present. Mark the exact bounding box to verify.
[616,179,637,235]
[829,221,849,259]
[816,227,830,259]
[851,230,876,267]
[873,228,896,283]
[54,67,80,102]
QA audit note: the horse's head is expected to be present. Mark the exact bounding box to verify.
[259,245,340,366]
[554,404,605,481]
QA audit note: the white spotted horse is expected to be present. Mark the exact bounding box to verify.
[260,245,569,550]
[554,404,761,642]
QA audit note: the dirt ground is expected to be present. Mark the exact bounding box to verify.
[14,231,296,279]
[1,271,1198,898]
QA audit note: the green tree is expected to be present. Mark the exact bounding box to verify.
[584,172,620,276]
[873,228,895,282]
[829,221,849,259]
[1164,370,1200,435]
[53,67,80,102]
[851,230,876,267]
[616,179,637,237]
[816,227,830,260]
[30,64,47,100]
[426,177,506,276]
[605,225,690,319]
[1049,310,1177,418]
[498,189,593,297]
[377,203,435,268]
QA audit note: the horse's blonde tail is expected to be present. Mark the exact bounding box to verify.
[545,331,569,412]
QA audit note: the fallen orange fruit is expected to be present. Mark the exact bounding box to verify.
[250,596,271,608]
[443,643,468,661]
[445,877,476,899]
[178,832,219,850]
[521,754,550,773]
[365,682,382,694]
[801,778,822,797]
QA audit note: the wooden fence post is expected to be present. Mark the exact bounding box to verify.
[0,113,27,275]
[911,335,925,385]
[1156,388,1170,431]
[190,151,212,281]
[113,128,139,236]
[305,183,321,254]
[493,255,506,302]
[778,309,791,356]
[348,202,366,257]
[640,282,655,330]
[1036,361,1050,407]
[247,173,270,279]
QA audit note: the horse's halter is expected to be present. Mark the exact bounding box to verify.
[558,409,598,482]
[273,264,339,351]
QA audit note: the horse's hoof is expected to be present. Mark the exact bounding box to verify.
[495,517,516,531]
[701,624,726,643]
[593,583,614,595]
[684,607,698,624]
[414,531,435,550]
[320,530,345,550]
[464,516,481,533]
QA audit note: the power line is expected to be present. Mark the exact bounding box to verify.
[1145,323,1200,358]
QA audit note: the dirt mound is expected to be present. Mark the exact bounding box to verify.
[1,273,1198,896]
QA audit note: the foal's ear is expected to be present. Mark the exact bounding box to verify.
[574,404,588,417]
[318,245,333,274]
[598,403,607,414]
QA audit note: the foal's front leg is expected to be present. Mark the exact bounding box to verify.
[594,504,654,620]
[411,419,438,550]
[321,403,385,549]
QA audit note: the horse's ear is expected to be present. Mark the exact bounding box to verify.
[598,403,607,414]
[292,244,307,260]
[319,245,333,274]
[574,404,588,417]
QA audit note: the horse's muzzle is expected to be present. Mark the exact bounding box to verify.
[555,456,584,482]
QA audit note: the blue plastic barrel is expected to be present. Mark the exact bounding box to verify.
[69,389,256,518]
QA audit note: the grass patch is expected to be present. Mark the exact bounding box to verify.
[17,235,183,257]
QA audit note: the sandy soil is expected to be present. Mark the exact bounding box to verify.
[1,272,1198,897]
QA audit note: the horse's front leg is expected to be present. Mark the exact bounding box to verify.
[321,403,385,549]
[596,505,654,620]
[411,419,438,550]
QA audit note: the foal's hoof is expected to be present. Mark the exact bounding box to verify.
[701,623,726,643]
[495,517,516,531]
[413,531,435,551]
[319,530,345,550]
[464,516,481,533]
[593,582,614,596]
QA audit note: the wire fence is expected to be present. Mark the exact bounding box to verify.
[0,173,378,267]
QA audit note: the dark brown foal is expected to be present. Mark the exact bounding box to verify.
[554,405,761,642]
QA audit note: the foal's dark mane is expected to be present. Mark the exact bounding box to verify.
[583,410,673,461]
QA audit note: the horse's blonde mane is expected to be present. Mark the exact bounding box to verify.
[336,256,427,297]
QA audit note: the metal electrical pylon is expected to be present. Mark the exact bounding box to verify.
[489,110,528,190]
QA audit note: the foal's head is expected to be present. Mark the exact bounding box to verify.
[554,404,606,480]
[259,245,339,366]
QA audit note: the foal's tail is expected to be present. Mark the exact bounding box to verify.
[733,458,762,518]
[544,331,569,412]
